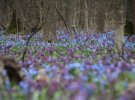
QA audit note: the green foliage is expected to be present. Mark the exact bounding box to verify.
[115,81,126,94]
[69,68,80,75]
[53,90,63,100]
[124,20,134,36]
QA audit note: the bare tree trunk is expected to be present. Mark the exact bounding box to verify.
[133,0,135,34]
[115,25,124,54]
[84,0,89,32]
[43,0,57,42]
[72,0,76,30]
[114,0,125,56]
[67,0,78,35]
[64,0,71,27]
[96,0,105,33]
[79,0,84,30]
[7,10,21,34]
[124,0,134,36]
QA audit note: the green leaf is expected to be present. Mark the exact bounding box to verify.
[53,91,62,100]
[115,81,125,93]
[32,91,40,100]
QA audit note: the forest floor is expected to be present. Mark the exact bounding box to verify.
[0,31,135,100]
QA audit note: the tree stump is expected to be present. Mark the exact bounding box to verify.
[0,56,23,85]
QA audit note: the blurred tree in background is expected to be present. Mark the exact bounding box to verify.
[0,0,134,50]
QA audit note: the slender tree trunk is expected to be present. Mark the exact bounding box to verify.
[43,0,57,42]
[84,0,89,32]
[114,0,124,56]
[64,0,71,27]
[96,0,105,33]
[124,0,134,36]
[79,0,84,29]
[115,25,124,53]
[7,10,21,34]
[133,0,135,34]
[71,0,77,33]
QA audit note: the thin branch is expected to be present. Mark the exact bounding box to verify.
[55,6,68,31]
[21,25,42,62]
[21,2,51,63]
[71,26,76,33]
[0,23,6,30]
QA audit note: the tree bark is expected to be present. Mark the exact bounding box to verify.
[84,0,89,32]
[7,10,22,34]
[96,0,105,33]
[124,0,134,36]
[114,0,124,56]
[79,0,84,29]
[133,0,135,34]
[64,0,71,27]
[43,0,57,42]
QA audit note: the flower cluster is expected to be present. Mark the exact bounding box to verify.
[0,30,135,100]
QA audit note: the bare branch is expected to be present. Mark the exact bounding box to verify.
[55,7,68,31]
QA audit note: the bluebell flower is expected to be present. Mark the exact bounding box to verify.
[29,68,38,75]
[45,66,52,72]
[20,81,29,91]
[5,79,11,90]
[64,74,74,80]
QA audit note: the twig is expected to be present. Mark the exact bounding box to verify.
[55,7,68,31]
[72,26,76,33]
